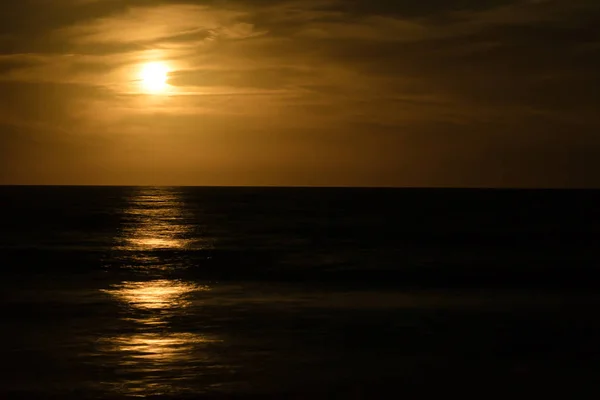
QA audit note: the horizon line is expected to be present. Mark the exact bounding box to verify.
[1,184,598,190]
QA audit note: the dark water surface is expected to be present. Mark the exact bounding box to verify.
[1,186,600,398]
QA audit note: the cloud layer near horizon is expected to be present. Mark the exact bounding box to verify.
[1,0,600,186]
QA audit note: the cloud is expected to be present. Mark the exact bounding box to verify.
[59,4,265,44]
[2,0,600,185]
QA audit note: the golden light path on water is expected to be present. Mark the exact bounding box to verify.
[100,187,221,396]
[118,188,195,251]
[110,332,217,364]
[107,280,208,310]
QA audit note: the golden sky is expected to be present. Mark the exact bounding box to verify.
[1,0,600,186]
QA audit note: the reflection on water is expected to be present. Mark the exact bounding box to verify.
[115,187,211,251]
[107,333,220,364]
[103,280,209,310]
[100,188,222,396]
[128,237,187,250]
[98,331,224,396]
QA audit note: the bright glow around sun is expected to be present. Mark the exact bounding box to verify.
[139,62,170,93]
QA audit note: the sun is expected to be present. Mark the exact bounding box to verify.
[139,62,170,93]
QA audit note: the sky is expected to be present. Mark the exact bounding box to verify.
[1,0,599,187]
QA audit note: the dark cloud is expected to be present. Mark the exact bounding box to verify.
[0,55,42,74]
[337,0,518,17]
[0,81,111,125]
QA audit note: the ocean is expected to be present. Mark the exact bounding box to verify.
[1,186,600,398]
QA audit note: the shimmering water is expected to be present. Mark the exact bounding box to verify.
[2,186,600,398]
